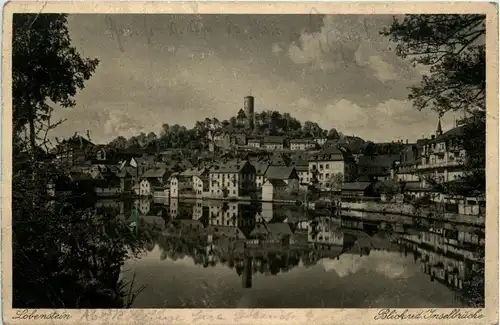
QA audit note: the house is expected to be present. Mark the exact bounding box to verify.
[180,167,209,193]
[417,121,468,187]
[117,166,138,192]
[139,178,165,197]
[138,168,169,196]
[357,155,400,181]
[46,175,74,198]
[262,136,285,150]
[261,179,288,202]
[341,180,387,199]
[247,137,262,148]
[289,139,317,151]
[264,166,299,192]
[208,159,256,198]
[169,173,191,198]
[253,161,271,189]
[193,175,210,197]
[315,138,328,147]
[94,177,121,197]
[392,145,421,183]
[54,135,95,167]
[309,149,352,191]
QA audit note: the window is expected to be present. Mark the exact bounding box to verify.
[233,190,236,195]
[326,164,329,169]
[319,164,324,170]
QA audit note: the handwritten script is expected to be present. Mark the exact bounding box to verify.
[374,308,484,320]
[13,309,71,320]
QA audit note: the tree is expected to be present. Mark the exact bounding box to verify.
[12,14,145,308]
[382,15,486,195]
[327,128,339,139]
[109,136,127,150]
[381,15,485,115]
[13,14,99,151]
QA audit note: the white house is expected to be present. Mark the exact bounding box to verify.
[308,149,351,191]
[261,179,288,202]
[169,173,191,198]
[209,159,256,198]
[262,136,285,150]
[417,120,468,186]
[289,139,317,151]
[139,178,161,197]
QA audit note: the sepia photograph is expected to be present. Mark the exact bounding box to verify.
[2,2,498,322]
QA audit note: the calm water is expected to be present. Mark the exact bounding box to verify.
[97,198,484,308]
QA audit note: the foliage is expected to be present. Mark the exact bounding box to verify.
[381,14,485,115]
[12,13,146,308]
[13,14,99,147]
[382,14,486,196]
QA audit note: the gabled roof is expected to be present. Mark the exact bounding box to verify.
[309,150,344,162]
[180,167,207,177]
[265,166,297,180]
[341,182,372,191]
[358,155,399,168]
[428,125,466,144]
[289,138,316,144]
[266,223,294,236]
[263,136,284,144]
[143,168,167,178]
[209,159,252,173]
[264,179,288,187]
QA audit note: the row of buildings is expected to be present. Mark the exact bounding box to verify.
[48,112,482,210]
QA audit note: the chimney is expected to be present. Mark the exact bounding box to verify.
[406,139,408,144]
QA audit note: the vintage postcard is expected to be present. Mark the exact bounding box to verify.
[2,1,498,325]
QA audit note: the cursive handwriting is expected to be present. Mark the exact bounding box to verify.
[13,309,71,320]
[374,308,485,320]
[234,309,297,321]
[192,310,226,323]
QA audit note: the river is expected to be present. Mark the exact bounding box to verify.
[97,197,484,308]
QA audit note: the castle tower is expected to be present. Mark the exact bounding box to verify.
[244,96,255,130]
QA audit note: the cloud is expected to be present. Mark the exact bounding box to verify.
[321,251,411,279]
[286,15,417,82]
[104,110,142,137]
[271,43,284,55]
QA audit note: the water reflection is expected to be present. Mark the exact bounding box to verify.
[106,198,484,308]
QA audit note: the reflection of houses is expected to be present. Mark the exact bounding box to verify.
[397,226,484,299]
[170,198,178,218]
[308,217,343,245]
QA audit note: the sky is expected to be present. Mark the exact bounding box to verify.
[51,14,461,144]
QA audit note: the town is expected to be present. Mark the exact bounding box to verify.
[12,12,488,310]
[48,95,485,225]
